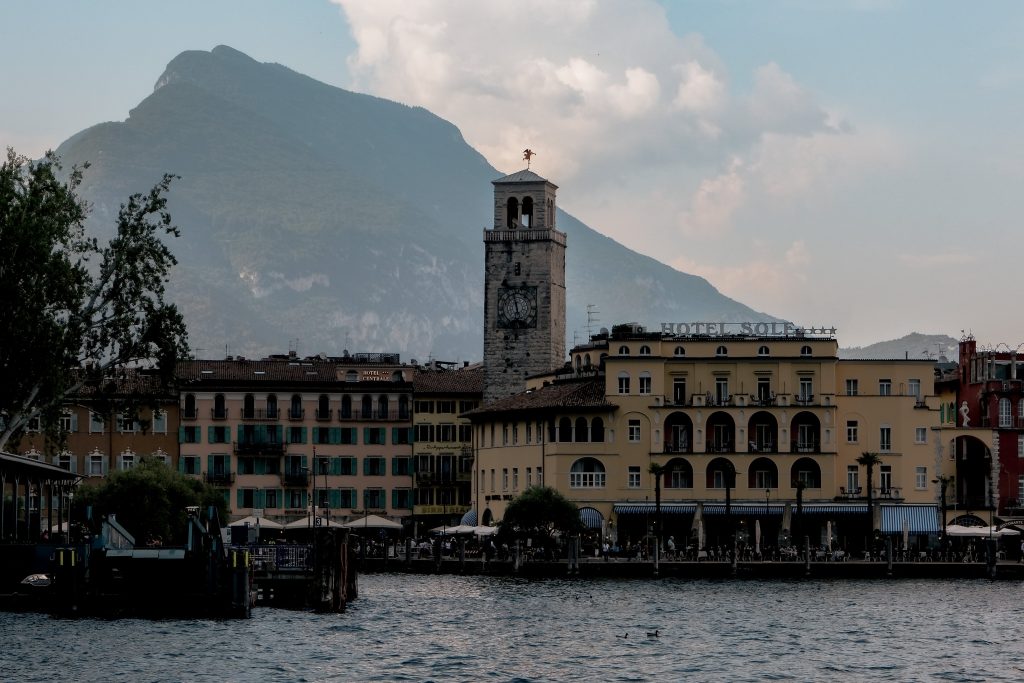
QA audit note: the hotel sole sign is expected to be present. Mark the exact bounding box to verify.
[660,322,836,337]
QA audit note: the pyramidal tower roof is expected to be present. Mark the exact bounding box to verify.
[492,169,557,187]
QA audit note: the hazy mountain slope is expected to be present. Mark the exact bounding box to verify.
[839,333,958,360]
[55,45,778,361]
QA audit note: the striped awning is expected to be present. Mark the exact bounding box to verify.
[881,505,940,534]
[579,507,604,529]
[612,503,696,515]
[703,504,784,516]
[460,509,478,526]
[796,504,869,515]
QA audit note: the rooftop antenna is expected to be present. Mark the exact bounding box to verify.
[523,148,536,170]
[586,304,600,338]
[289,338,300,355]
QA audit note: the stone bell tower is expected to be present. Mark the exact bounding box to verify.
[483,168,567,404]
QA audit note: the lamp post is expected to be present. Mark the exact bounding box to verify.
[933,475,953,559]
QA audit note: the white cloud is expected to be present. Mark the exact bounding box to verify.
[677,158,746,237]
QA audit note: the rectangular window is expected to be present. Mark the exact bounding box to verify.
[209,426,230,444]
[59,412,76,433]
[490,469,495,492]
[798,378,812,403]
[628,419,641,442]
[1019,435,1024,458]
[512,423,519,445]
[180,426,201,444]
[673,378,687,404]
[847,465,859,493]
[364,428,385,445]
[618,375,630,394]
[757,377,771,403]
[537,466,543,486]
[90,411,105,434]
[754,470,772,489]
[512,467,519,491]
[569,469,605,488]
[846,379,858,396]
[880,426,892,452]
[459,400,476,413]
[265,489,280,509]
[57,452,76,473]
[392,488,412,510]
[414,400,434,414]
[88,454,106,477]
[392,457,411,476]
[1019,475,1024,502]
[639,375,652,395]
[436,400,456,413]
[526,422,533,444]
[152,409,167,434]
[364,456,386,476]
[846,420,858,444]
[880,465,892,492]
[117,413,139,433]
[363,488,385,510]
[908,379,921,400]
[119,452,135,471]
[182,456,200,475]
[999,399,1012,428]
[392,427,412,445]
[415,424,434,443]
[502,424,509,446]
[288,426,306,444]
[437,424,456,442]
[915,427,927,444]
[628,466,641,488]
[915,466,927,489]
[879,379,892,396]
[459,425,472,443]
[715,377,729,405]
[713,470,724,489]
[502,468,509,491]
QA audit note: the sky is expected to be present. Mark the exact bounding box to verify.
[3,0,1022,350]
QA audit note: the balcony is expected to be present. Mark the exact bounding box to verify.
[288,408,305,421]
[706,440,733,453]
[794,395,815,406]
[749,395,776,407]
[241,408,280,422]
[353,409,401,421]
[205,471,235,486]
[663,440,692,454]
[747,440,777,454]
[281,471,309,487]
[235,439,285,455]
[792,440,820,454]
[181,408,198,421]
[315,408,332,422]
[211,408,229,420]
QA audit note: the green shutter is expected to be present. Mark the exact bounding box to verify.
[301,455,308,470]
[207,426,215,443]
[207,454,213,474]
[178,456,186,474]
[327,427,338,444]
[330,489,341,508]
[363,457,370,475]
[236,488,244,508]
[330,457,341,476]
[256,489,266,508]
[391,457,398,475]
[363,427,370,445]
[300,427,308,444]
[178,426,186,444]
[255,458,266,475]
[392,489,399,508]
[391,427,399,444]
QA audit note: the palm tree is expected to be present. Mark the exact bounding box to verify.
[648,462,665,550]
[857,451,882,556]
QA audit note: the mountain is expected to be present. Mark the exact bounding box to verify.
[838,333,958,361]
[55,45,779,362]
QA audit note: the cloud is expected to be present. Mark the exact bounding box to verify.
[677,158,746,237]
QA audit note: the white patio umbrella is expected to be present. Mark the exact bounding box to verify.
[946,524,1020,537]
[755,520,761,556]
[229,515,284,530]
[826,521,833,551]
[902,517,910,548]
[285,514,346,529]
[474,526,498,536]
[341,514,402,530]
[698,519,705,550]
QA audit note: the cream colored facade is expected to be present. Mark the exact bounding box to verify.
[471,328,943,546]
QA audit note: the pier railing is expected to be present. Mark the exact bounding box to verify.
[246,544,312,571]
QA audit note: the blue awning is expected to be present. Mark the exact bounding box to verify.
[612,504,696,515]
[579,507,604,529]
[703,504,784,516]
[460,509,478,526]
[797,504,869,515]
[881,505,939,534]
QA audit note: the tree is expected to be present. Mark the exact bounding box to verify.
[74,457,227,546]
[857,451,882,551]
[0,149,188,450]
[498,486,583,547]
[648,462,665,549]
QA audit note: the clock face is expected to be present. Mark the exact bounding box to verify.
[497,287,538,329]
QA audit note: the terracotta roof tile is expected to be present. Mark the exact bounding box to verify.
[465,378,610,418]
[413,367,485,395]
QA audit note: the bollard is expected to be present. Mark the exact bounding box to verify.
[653,542,659,577]
[886,538,893,577]
[804,536,811,576]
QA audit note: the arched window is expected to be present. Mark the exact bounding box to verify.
[800,345,812,357]
[716,345,728,357]
[522,196,534,228]
[639,345,651,356]
[575,417,589,442]
[266,394,278,419]
[558,417,572,442]
[506,197,520,228]
[184,394,197,419]
[758,345,770,357]
[341,395,352,419]
[361,395,373,419]
[398,395,409,419]
[591,417,605,443]
[584,354,591,367]
[674,346,685,357]
[317,394,329,419]
[999,398,1012,428]
[242,394,254,419]
[575,356,582,371]
[618,345,630,355]
[378,395,389,419]
[569,457,606,488]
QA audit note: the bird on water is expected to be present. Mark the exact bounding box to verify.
[647,629,660,638]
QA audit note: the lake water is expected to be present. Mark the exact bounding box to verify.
[2,574,1023,682]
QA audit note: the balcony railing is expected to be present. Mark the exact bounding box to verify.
[706,441,733,453]
[663,441,692,454]
[747,441,777,453]
[182,408,198,421]
[281,471,309,487]
[235,439,285,455]
[287,408,305,421]
[792,440,820,453]
[315,408,332,421]
[211,408,229,420]
[205,471,235,485]
[794,395,815,406]
[241,408,280,421]
[348,409,402,421]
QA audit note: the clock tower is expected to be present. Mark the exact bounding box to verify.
[483,169,567,403]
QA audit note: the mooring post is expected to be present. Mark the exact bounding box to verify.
[731,535,738,576]
[886,538,893,577]
[653,541,659,577]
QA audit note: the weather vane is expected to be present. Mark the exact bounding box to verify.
[523,148,536,169]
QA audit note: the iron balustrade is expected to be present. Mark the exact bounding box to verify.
[315,408,332,421]
[211,408,229,420]
[241,408,280,421]
[287,408,305,420]
[235,439,285,455]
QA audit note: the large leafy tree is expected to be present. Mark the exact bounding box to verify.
[0,149,188,450]
[498,486,583,545]
[75,458,228,545]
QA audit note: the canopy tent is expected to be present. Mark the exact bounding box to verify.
[229,515,284,529]
[460,509,478,526]
[578,507,604,530]
[946,524,1020,537]
[285,514,346,529]
[342,514,402,530]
